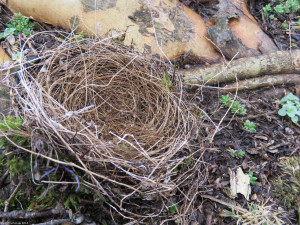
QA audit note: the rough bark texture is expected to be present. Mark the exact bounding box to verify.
[182,50,300,85]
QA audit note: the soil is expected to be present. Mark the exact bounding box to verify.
[186,86,300,224]
[0,1,299,225]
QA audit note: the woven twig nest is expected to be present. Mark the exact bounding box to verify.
[13,33,195,218]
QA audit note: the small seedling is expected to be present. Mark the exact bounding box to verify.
[221,95,247,115]
[221,95,232,107]
[277,93,300,124]
[246,171,257,185]
[243,120,256,132]
[231,101,247,115]
[0,13,34,40]
[168,201,179,214]
[162,72,173,94]
[227,148,246,159]
[263,0,299,18]
[281,23,288,29]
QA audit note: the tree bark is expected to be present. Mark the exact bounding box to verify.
[182,50,300,85]
[0,46,11,114]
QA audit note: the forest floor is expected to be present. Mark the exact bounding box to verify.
[0,1,299,225]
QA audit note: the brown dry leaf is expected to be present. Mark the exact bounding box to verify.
[0,46,11,63]
[229,167,251,200]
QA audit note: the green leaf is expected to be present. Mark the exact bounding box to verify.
[282,23,288,29]
[0,138,5,148]
[291,116,298,123]
[274,4,285,13]
[263,4,272,12]
[278,108,287,116]
[168,201,179,214]
[221,95,232,107]
[162,72,173,94]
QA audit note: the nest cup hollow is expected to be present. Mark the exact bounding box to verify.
[13,34,194,217]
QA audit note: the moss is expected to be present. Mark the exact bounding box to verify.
[271,157,300,210]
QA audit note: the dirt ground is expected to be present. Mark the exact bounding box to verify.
[0,1,299,224]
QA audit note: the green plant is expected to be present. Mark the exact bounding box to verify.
[221,95,247,115]
[162,72,173,94]
[64,194,82,211]
[243,120,256,132]
[0,13,34,40]
[277,93,300,124]
[227,148,246,159]
[168,201,179,214]
[263,0,299,18]
[0,116,29,149]
[272,157,300,210]
[246,171,257,185]
[221,95,232,107]
[281,23,288,29]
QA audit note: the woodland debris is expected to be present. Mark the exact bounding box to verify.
[182,50,300,85]
[0,203,65,219]
[229,167,251,200]
[222,74,300,92]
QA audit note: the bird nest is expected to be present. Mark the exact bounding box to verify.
[11,33,198,219]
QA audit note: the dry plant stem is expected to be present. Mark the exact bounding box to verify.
[201,195,247,214]
[182,50,300,85]
[32,219,71,225]
[0,203,64,219]
[4,177,23,213]
[222,74,300,92]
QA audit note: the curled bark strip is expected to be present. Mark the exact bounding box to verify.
[182,50,300,85]
[222,74,300,92]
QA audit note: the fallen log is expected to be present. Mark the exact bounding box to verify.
[182,50,300,85]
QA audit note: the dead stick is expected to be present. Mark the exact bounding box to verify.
[200,195,247,213]
[4,177,23,213]
[32,219,71,225]
[182,50,300,85]
[222,74,300,92]
[0,203,65,219]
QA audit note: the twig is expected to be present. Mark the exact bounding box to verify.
[32,219,71,225]
[4,177,23,213]
[0,203,65,219]
[200,195,247,214]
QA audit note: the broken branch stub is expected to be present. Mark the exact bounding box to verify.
[182,50,300,85]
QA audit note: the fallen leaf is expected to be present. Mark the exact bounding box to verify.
[229,167,251,200]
